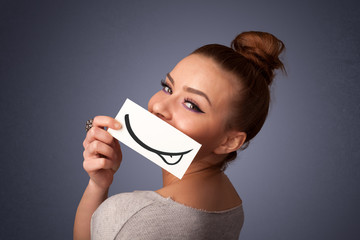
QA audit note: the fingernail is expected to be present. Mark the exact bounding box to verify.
[115,122,121,129]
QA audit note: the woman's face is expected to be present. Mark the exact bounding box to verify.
[148,54,239,159]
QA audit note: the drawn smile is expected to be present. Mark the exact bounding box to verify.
[125,114,193,165]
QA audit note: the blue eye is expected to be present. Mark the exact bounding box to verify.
[161,80,172,94]
[183,98,205,113]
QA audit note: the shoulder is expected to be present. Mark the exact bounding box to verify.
[116,193,244,240]
[96,191,157,211]
[91,191,159,240]
[91,190,244,240]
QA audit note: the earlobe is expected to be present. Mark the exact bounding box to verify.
[214,131,247,155]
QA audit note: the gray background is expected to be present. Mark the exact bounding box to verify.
[1,0,359,239]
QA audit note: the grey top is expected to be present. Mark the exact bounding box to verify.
[91,191,244,240]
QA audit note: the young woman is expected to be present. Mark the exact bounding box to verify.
[74,31,285,240]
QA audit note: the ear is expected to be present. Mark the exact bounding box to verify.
[214,131,247,155]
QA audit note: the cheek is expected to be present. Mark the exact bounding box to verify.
[175,118,200,139]
[175,117,221,148]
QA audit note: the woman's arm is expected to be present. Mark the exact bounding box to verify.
[73,116,122,240]
[73,180,108,240]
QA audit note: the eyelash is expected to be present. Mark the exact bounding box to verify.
[183,98,204,113]
[160,80,205,113]
[160,80,172,94]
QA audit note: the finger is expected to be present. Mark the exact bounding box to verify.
[84,140,118,160]
[83,158,116,172]
[111,139,122,170]
[93,116,122,130]
[83,126,115,148]
[113,138,121,153]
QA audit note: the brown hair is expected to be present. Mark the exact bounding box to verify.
[192,31,285,167]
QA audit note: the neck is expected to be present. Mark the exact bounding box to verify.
[161,157,223,187]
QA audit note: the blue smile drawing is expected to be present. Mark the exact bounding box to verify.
[124,114,193,165]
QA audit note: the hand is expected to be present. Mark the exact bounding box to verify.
[82,116,122,190]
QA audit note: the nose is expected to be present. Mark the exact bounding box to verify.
[150,97,172,121]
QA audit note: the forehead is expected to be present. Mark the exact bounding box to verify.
[170,54,238,103]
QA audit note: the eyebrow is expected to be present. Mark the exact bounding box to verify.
[166,73,212,106]
[166,73,175,85]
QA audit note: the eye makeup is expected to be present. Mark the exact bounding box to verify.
[160,77,205,114]
[160,79,172,94]
[183,97,205,113]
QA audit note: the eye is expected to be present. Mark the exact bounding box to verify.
[183,98,205,113]
[161,80,172,94]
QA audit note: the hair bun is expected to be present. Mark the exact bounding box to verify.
[231,31,285,85]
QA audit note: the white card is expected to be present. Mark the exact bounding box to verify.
[108,99,202,179]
